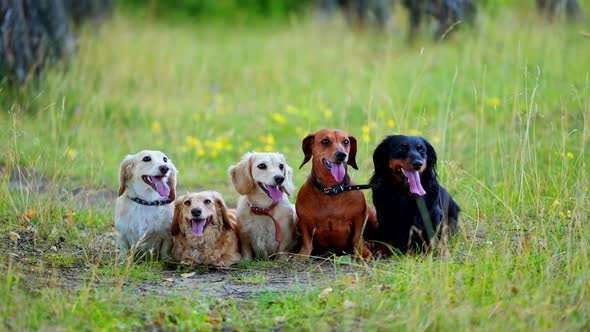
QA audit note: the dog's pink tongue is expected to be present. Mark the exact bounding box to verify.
[406,170,426,196]
[331,163,346,182]
[268,185,283,201]
[152,176,170,197]
[192,219,206,237]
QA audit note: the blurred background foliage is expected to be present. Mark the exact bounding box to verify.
[118,0,313,21]
[117,0,528,22]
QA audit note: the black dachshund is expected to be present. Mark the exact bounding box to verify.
[369,135,460,254]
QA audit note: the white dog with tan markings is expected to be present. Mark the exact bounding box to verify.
[229,152,298,260]
[115,150,177,260]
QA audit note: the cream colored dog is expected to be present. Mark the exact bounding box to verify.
[170,191,241,267]
[229,152,298,260]
[115,150,177,260]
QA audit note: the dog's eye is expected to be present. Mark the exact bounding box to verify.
[399,144,408,152]
[163,157,168,163]
[204,199,212,205]
[279,164,284,170]
[321,139,330,145]
[417,146,425,153]
[142,156,151,162]
[343,139,350,145]
[183,200,191,206]
[257,163,267,170]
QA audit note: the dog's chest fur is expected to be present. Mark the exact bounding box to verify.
[296,180,367,249]
[172,231,239,266]
[115,197,173,250]
[237,196,296,257]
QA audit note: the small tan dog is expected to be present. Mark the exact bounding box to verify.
[170,191,241,267]
[115,150,177,260]
[229,152,298,260]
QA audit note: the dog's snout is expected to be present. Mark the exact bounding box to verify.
[191,208,202,217]
[274,175,285,185]
[159,165,169,174]
[335,151,347,162]
[412,160,423,170]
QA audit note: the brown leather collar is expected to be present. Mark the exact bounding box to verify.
[248,200,282,242]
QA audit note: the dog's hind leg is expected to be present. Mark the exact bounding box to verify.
[352,218,372,260]
[117,236,130,263]
[159,237,172,261]
[298,225,314,258]
[239,233,253,260]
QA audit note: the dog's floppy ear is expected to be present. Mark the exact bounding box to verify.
[347,135,359,170]
[171,198,183,236]
[229,153,255,195]
[212,191,236,231]
[282,158,295,196]
[369,137,389,185]
[118,155,135,196]
[422,137,438,178]
[167,162,178,200]
[299,134,314,169]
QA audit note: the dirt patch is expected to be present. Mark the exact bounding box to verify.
[1,167,360,300]
[4,229,357,300]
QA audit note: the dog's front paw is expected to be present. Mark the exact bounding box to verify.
[180,258,197,266]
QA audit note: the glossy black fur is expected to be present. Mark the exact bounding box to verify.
[369,135,460,253]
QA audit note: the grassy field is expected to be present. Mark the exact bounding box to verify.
[1,4,589,331]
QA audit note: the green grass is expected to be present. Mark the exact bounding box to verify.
[1,5,590,331]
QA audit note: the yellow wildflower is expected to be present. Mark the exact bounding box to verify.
[559,211,565,218]
[272,114,287,125]
[240,141,252,150]
[65,149,77,160]
[204,140,213,148]
[323,109,333,119]
[186,136,200,146]
[362,125,370,134]
[151,121,161,133]
[409,129,421,135]
[387,119,395,128]
[491,97,501,107]
[551,199,560,209]
[567,210,572,218]
[363,134,370,143]
[264,145,274,152]
[286,105,298,114]
[267,135,275,145]
[566,152,574,159]
[197,149,205,157]
[210,150,218,157]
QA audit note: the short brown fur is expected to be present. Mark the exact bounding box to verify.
[295,129,377,259]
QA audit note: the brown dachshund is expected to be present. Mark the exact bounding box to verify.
[295,129,377,259]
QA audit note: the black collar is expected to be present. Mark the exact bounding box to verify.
[128,196,173,206]
[311,174,372,195]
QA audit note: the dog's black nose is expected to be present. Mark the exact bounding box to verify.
[335,151,347,162]
[191,208,202,217]
[274,175,285,185]
[159,165,169,174]
[412,160,423,170]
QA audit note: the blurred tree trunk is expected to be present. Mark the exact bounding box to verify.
[0,0,112,84]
